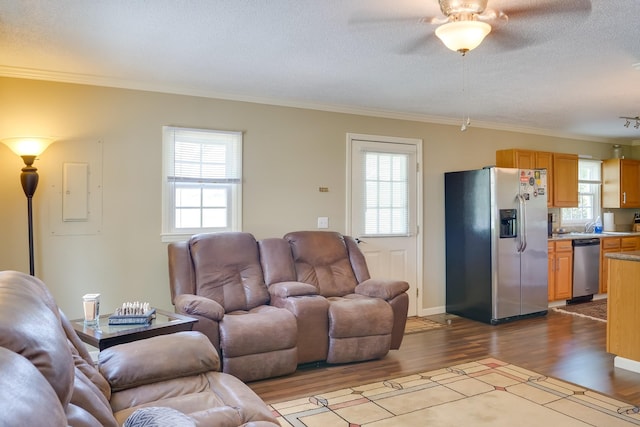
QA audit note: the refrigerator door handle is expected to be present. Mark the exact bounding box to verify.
[517,194,527,253]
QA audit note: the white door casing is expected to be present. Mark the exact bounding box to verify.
[346,133,422,316]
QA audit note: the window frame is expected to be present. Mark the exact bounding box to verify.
[560,159,601,227]
[362,149,411,237]
[161,126,243,242]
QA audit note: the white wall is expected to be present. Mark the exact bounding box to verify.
[0,77,618,318]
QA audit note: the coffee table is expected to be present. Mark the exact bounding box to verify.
[71,308,198,350]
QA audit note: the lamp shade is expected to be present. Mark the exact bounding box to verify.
[1,137,55,157]
[435,20,492,53]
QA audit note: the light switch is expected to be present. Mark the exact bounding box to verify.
[317,217,329,229]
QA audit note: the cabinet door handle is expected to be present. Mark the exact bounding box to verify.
[623,192,627,204]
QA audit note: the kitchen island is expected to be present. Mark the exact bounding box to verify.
[606,250,640,373]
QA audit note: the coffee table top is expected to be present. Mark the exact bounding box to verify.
[71,308,197,350]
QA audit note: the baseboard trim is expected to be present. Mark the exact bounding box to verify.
[614,356,640,374]
[420,306,446,316]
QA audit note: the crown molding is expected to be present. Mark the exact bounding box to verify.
[0,65,614,144]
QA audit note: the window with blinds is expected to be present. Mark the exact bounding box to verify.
[363,151,409,236]
[162,126,242,239]
[561,159,601,226]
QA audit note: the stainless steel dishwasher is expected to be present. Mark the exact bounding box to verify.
[570,238,600,303]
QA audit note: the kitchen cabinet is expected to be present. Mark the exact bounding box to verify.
[552,153,579,207]
[621,236,640,251]
[548,240,573,301]
[602,158,640,208]
[535,152,554,208]
[547,242,555,301]
[607,254,640,365]
[599,236,639,293]
[495,149,577,208]
[600,237,620,294]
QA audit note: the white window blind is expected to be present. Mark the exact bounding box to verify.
[162,126,242,240]
[362,150,409,236]
[561,159,601,225]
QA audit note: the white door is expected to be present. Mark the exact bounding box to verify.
[347,134,422,316]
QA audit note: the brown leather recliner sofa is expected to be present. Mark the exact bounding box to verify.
[168,230,410,382]
[0,270,279,427]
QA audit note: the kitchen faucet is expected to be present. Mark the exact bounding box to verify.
[584,222,595,233]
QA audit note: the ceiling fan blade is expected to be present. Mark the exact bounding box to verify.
[348,14,436,27]
[500,0,591,20]
[477,8,508,22]
[483,27,536,52]
[399,32,439,55]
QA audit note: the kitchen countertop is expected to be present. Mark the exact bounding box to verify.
[548,231,640,241]
[605,250,640,262]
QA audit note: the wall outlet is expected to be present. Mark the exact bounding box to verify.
[317,217,329,229]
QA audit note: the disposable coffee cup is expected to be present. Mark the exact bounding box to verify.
[82,293,100,326]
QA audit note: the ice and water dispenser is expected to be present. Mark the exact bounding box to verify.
[500,209,517,238]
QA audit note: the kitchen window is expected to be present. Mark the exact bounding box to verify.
[560,159,601,226]
[161,126,242,241]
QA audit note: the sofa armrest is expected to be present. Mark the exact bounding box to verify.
[269,281,319,298]
[355,279,409,300]
[174,294,225,321]
[98,331,220,392]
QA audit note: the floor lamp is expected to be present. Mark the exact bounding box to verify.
[1,137,55,276]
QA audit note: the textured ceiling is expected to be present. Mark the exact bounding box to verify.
[1,0,639,142]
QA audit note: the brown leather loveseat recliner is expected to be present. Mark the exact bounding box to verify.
[0,270,279,427]
[168,230,410,382]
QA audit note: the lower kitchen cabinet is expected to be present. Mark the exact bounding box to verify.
[600,236,640,293]
[548,240,573,301]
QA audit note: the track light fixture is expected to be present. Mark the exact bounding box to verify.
[620,116,640,129]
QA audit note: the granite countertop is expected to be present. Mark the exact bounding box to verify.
[548,232,640,241]
[605,250,640,262]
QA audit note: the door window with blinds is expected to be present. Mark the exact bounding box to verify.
[162,126,242,240]
[362,150,410,236]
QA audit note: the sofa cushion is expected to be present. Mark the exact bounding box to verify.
[219,306,297,357]
[190,232,269,312]
[285,231,358,297]
[355,278,410,300]
[174,293,225,321]
[0,347,67,426]
[258,238,297,285]
[327,296,394,338]
[99,332,220,392]
[124,407,196,427]
[0,271,74,407]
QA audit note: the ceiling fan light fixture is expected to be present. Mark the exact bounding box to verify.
[435,20,491,54]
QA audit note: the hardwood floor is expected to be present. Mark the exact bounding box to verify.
[248,311,640,405]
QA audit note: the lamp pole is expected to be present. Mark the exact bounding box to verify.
[1,137,54,277]
[20,155,39,276]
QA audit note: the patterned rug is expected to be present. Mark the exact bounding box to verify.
[403,316,445,334]
[553,299,607,323]
[269,358,640,426]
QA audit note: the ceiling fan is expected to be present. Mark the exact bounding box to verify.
[432,0,592,55]
[352,0,592,55]
[432,0,498,55]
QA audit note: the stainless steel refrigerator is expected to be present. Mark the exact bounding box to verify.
[444,167,548,324]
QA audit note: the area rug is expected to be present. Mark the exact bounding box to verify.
[553,299,607,323]
[269,357,640,426]
[403,316,445,334]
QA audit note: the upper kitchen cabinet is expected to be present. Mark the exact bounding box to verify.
[602,158,640,208]
[495,149,577,207]
[552,153,579,207]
